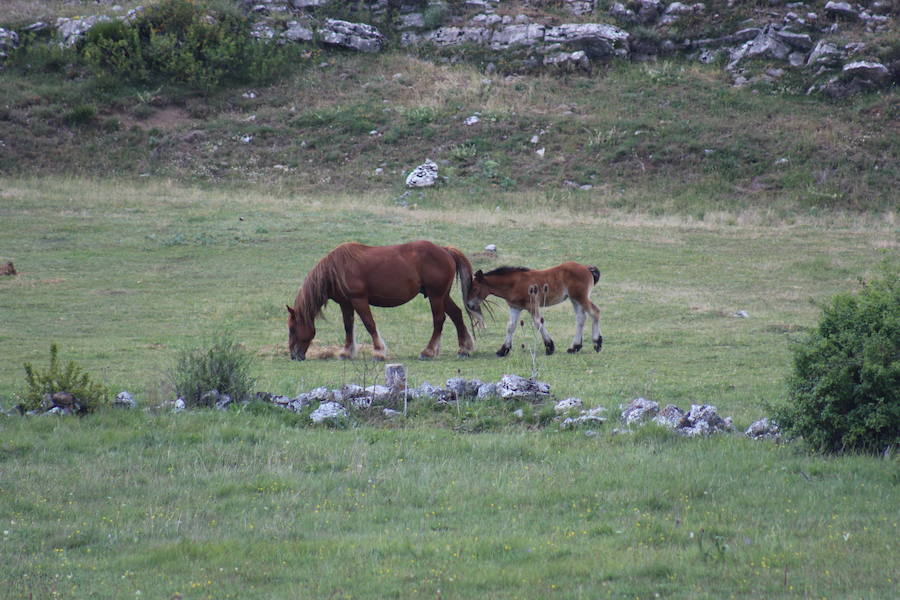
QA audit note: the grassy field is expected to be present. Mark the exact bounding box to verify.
[1,178,897,598]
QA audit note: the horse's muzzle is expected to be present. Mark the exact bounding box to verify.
[290,350,306,361]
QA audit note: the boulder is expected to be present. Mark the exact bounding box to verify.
[498,374,551,402]
[114,391,137,409]
[824,1,858,19]
[677,404,733,436]
[544,23,630,58]
[842,60,890,83]
[310,401,347,423]
[405,159,439,188]
[806,40,843,67]
[543,50,591,72]
[560,406,607,429]
[554,397,584,414]
[620,397,659,424]
[319,19,385,53]
[0,28,19,58]
[56,15,112,47]
[745,417,781,440]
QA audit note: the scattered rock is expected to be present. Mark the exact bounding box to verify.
[405,159,439,188]
[745,417,781,440]
[554,397,584,414]
[498,374,551,402]
[310,401,347,424]
[621,397,659,424]
[560,406,607,430]
[114,391,136,409]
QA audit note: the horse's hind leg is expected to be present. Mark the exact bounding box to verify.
[338,302,358,359]
[351,298,388,360]
[420,296,446,359]
[444,295,474,357]
[567,300,586,354]
[588,301,603,352]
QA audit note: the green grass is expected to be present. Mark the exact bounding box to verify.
[1,410,897,599]
[0,173,897,598]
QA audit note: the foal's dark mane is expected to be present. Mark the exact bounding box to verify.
[485,265,531,277]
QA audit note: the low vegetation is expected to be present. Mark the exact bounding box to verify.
[19,343,109,413]
[777,266,900,454]
[172,334,257,407]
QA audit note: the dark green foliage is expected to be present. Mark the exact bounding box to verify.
[63,104,96,126]
[21,344,109,413]
[79,0,305,93]
[776,266,900,453]
[172,335,256,408]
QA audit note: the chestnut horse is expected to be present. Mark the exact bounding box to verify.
[466,262,602,357]
[287,241,483,361]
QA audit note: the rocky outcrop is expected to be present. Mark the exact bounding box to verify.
[2,0,895,98]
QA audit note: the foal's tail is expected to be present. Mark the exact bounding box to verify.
[588,265,601,284]
[444,246,485,329]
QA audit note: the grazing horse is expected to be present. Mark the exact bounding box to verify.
[287,241,483,361]
[465,262,602,357]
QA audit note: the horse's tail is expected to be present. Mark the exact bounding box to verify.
[588,265,601,284]
[444,246,485,329]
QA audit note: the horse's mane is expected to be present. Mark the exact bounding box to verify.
[294,243,366,321]
[485,265,531,277]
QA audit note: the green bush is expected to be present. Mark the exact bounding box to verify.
[64,104,97,126]
[172,335,256,408]
[21,344,109,413]
[775,266,900,453]
[80,0,305,93]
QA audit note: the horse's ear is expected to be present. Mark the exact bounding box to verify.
[475,270,484,281]
[286,305,295,316]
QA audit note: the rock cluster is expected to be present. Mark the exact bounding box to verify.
[619,397,735,436]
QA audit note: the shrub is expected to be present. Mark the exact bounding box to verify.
[21,344,109,413]
[64,104,97,126]
[79,0,305,93]
[172,335,256,408]
[775,266,900,453]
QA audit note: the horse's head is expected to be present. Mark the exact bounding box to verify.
[286,305,315,360]
[466,269,492,312]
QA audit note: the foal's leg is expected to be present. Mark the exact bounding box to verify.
[497,306,522,357]
[588,301,603,352]
[444,295,474,357]
[351,298,388,360]
[567,300,586,354]
[529,308,555,355]
[420,296,446,359]
[338,302,358,359]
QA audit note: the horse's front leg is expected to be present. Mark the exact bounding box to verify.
[529,308,555,355]
[338,302,358,359]
[420,296,447,359]
[443,295,474,357]
[497,306,522,357]
[351,299,388,361]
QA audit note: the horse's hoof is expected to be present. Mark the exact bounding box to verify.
[457,350,471,358]
[496,346,510,357]
[418,352,434,360]
[545,341,555,355]
[567,344,582,354]
[594,336,603,352]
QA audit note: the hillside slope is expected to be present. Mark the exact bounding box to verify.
[0,0,897,214]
